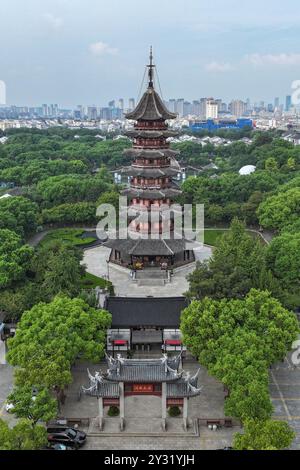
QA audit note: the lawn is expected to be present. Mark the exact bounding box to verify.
[204,229,227,246]
[80,272,114,295]
[39,228,97,248]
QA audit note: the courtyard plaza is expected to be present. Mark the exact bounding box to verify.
[81,244,212,297]
[48,350,300,450]
[1,350,300,449]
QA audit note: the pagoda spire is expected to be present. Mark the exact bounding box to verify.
[147,46,155,88]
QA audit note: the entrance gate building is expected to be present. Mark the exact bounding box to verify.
[81,353,201,431]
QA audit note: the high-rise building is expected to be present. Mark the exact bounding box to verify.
[167,99,176,113]
[88,106,98,120]
[206,98,218,119]
[108,100,115,108]
[192,100,201,116]
[274,97,280,109]
[183,101,192,116]
[199,98,207,118]
[42,104,48,117]
[176,99,184,117]
[129,98,135,110]
[229,100,247,117]
[286,95,292,112]
[118,99,124,110]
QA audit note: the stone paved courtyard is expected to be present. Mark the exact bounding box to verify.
[1,352,300,449]
[271,349,300,450]
[82,245,212,297]
[59,356,239,450]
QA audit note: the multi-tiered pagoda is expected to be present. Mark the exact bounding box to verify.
[106,49,194,269]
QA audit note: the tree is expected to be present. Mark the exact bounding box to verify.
[257,187,300,232]
[233,419,295,450]
[41,202,96,225]
[0,196,39,237]
[7,385,57,425]
[7,295,112,402]
[31,240,83,301]
[0,229,33,289]
[186,219,270,301]
[266,232,300,309]
[0,418,47,450]
[180,289,299,420]
[267,232,300,287]
[265,157,278,171]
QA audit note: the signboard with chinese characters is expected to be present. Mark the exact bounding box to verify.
[132,384,154,393]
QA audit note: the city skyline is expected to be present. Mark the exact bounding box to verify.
[1,0,300,106]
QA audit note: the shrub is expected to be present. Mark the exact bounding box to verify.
[168,406,181,417]
[108,406,120,417]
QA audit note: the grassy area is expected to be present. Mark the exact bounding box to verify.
[80,272,114,295]
[204,229,227,246]
[204,228,262,246]
[39,228,97,248]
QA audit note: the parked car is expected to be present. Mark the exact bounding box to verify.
[46,443,75,451]
[47,427,86,449]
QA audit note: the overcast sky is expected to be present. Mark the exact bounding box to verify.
[1,0,300,106]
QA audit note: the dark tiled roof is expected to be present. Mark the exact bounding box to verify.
[125,130,177,138]
[106,357,181,383]
[128,238,187,256]
[122,187,181,199]
[81,356,201,398]
[121,167,179,178]
[125,87,177,121]
[106,296,188,328]
[82,380,120,398]
[123,148,180,159]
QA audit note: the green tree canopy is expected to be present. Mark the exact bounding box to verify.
[257,187,300,231]
[7,295,111,394]
[0,418,47,450]
[7,385,57,424]
[0,229,33,289]
[180,289,299,420]
[186,219,275,301]
[0,196,39,237]
[233,419,295,450]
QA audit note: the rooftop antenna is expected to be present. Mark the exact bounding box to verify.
[147,45,155,88]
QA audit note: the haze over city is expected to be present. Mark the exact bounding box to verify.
[1,0,300,106]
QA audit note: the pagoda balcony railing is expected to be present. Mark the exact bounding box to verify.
[132,161,171,168]
[126,204,173,212]
[134,122,167,130]
[130,184,171,190]
[133,143,169,149]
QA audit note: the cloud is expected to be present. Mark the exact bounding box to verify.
[205,61,234,72]
[89,42,118,57]
[43,13,64,30]
[245,53,300,66]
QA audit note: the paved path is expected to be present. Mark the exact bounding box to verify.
[270,348,300,450]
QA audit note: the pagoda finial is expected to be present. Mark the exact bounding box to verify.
[147,45,155,88]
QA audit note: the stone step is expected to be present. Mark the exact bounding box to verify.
[87,418,200,437]
[135,270,167,280]
[137,279,166,287]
